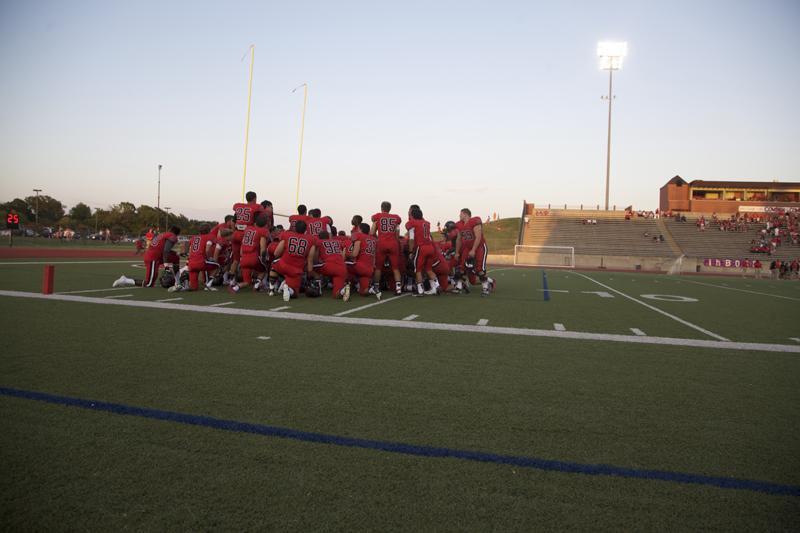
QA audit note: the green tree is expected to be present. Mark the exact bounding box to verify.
[23,195,64,225]
[1,198,33,223]
[69,202,92,223]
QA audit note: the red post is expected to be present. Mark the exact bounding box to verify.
[42,265,54,294]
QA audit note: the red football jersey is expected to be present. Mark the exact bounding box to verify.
[241,225,270,255]
[306,216,332,237]
[317,237,346,264]
[405,219,433,245]
[288,214,311,233]
[211,222,230,239]
[232,202,263,231]
[144,231,178,261]
[188,233,217,263]
[352,232,377,264]
[279,231,315,267]
[456,217,484,246]
[371,212,402,241]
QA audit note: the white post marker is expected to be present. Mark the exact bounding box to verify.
[402,314,419,321]
[257,336,271,340]
[269,306,290,312]
[477,319,489,326]
[791,338,800,344]
[209,301,235,307]
[630,328,646,336]
[554,323,566,331]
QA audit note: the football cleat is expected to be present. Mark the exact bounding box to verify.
[423,288,438,296]
[112,275,129,288]
[282,283,291,302]
[342,283,351,302]
[481,288,490,297]
[488,277,496,292]
[204,286,218,292]
[167,284,183,293]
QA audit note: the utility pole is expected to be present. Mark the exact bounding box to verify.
[33,188,42,226]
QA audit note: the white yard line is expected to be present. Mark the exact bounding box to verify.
[477,318,489,326]
[104,294,134,299]
[553,323,566,331]
[402,314,419,321]
[631,328,647,336]
[678,279,800,302]
[156,297,184,303]
[791,338,800,344]
[486,268,512,274]
[537,289,570,293]
[0,260,136,266]
[257,336,271,340]
[269,306,290,312]
[58,287,142,295]
[573,272,729,342]
[334,293,410,317]
[1,290,798,353]
[209,301,235,307]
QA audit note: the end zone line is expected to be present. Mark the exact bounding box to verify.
[572,272,729,342]
[678,279,800,302]
[1,290,797,353]
[334,293,410,317]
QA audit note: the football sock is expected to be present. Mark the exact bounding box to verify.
[417,283,424,294]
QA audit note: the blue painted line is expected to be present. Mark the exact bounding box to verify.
[1,386,798,497]
[542,270,550,301]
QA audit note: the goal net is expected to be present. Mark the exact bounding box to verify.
[514,245,575,268]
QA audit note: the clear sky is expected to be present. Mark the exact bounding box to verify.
[1,0,798,226]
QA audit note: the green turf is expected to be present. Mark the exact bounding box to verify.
[1,262,799,529]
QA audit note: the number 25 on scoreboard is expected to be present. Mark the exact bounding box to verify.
[6,213,20,229]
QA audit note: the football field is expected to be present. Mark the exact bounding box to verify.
[1,258,798,530]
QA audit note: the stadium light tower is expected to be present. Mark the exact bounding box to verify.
[597,41,627,211]
[32,188,42,226]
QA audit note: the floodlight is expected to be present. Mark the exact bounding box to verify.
[597,41,627,70]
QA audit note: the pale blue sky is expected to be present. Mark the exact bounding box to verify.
[1,0,798,226]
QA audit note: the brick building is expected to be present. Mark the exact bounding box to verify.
[659,176,800,214]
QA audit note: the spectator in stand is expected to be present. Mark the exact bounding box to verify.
[754,259,762,279]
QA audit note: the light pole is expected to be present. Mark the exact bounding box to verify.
[164,207,171,229]
[292,83,308,208]
[157,164,162,211]
[241,45,255,202]
[597,41,627,211]
[95,208,99,234]
[32,188,42,226]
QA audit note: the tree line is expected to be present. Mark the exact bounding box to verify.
[2,195,216,237]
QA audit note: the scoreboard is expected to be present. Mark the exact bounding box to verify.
[6,212,20,230]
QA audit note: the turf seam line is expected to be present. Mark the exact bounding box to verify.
[572,272,729,342]
[334,293,410,316]
[57,287,143,295]
[678,279,800,302]
[1,386,798,498]
[1,290,798,353]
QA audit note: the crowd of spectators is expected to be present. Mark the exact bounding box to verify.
[749,210,799,255]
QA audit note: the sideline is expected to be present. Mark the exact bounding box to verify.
[1,289,797,353]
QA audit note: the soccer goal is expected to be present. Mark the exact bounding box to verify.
[514,245,575,268]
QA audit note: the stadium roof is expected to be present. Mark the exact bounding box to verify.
[689,180,800,190]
